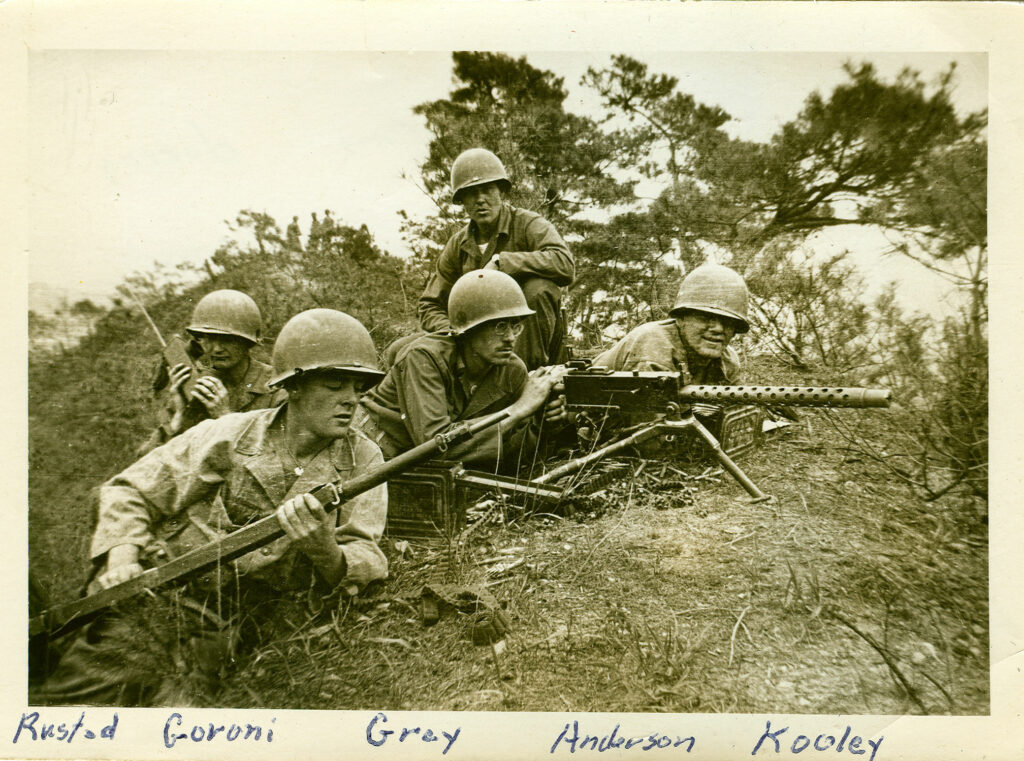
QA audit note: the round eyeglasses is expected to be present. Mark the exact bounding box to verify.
[490,319,525,338]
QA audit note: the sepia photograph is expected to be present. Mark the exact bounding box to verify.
[6,2,1022,760]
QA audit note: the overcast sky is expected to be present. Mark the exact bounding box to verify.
[28,50,986,313]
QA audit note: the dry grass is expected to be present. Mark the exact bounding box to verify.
[212,414,988,714]
[30,335,988,714]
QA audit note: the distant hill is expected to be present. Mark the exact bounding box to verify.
[29,282,115,318]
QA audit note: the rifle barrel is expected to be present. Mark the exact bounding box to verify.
[679,385,891,409]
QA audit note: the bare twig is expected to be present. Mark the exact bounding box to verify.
[728,606,751,667]
[829,610,929,714]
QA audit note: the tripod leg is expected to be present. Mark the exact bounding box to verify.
[686,418,768,501]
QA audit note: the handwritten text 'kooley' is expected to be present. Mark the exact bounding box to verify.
[752,721,884,760]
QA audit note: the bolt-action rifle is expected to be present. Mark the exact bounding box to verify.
[30,409,512,642]
[125,285,202,405]
[548,358,891,500]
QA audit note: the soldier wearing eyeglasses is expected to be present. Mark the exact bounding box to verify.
[359,270,565,470]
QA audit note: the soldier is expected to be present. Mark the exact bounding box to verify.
[139,289,285,456]
[33,309,389,706]
[418,148,574,370]
[592,263,748,382]
[285,215,302,251]
[308,211,322,250]
[584,264,751,447]
[321,208,336,247]
[361,270,564,471]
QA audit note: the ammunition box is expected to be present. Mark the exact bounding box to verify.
[716,405,764,458]
[385,463,464,540]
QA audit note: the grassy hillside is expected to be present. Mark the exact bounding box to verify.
[28,237,987,714]
[210,366,989,715]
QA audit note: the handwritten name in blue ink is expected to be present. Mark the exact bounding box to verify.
[163,713,275,748]
[752,720,884,760]
[366,712,461,755]
[13,712,118,744]
[550,721,696,753]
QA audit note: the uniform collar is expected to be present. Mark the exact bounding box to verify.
[453,343,516,418]
[240,358,273,397]
[466,202,512,245]
[232,405,357,506]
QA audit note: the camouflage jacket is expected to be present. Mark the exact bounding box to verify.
[592,319,742,382]
[95,406,388,593]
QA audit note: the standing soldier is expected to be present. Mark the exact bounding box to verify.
[33,309,389,706]
[139,289,285,455]
[361,270,564,471]
[321,209,336,248]
[418,148,574,370]
[593,263,748,382]
[308,211,322,251]
[285,215,302,251]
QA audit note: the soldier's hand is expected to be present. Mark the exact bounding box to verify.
[168,363,192,394]
[483,254,501,271]
[166,364,193,433]
[512,365,565,419]
[191,376,231,418]
[276,493,336,556]
[543,394,568,423]
[97,544,145,589]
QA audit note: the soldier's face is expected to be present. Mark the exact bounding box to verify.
[289,372,363,439]
[463,319,521,367]
[460,182,503,229]
[678,312,736,359]
[196,333,250,372]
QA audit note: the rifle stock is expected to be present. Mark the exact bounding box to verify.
[31,408,511,640]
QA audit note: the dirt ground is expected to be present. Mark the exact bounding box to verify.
[210,414,988,715]
[28,326,987,714]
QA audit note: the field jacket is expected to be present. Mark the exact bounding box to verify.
[140,357,286,455]
[359,333,535,466]
[418,203,574,334]
[592,319,742,382]
[95,406,388,593]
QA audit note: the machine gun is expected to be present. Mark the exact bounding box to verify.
[550,359,892,500]
[30,409,512,642]
[382,363,892,538]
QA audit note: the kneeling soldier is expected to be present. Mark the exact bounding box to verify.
[360,270,564,471]
[33,309,388,707]
[139,289,285,455]
[417,148,574,370]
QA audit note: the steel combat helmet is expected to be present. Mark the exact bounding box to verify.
[669,263,750,334]
[447,270,535,335]
[450,148,512,204]
[187,289,263,344]
[269,309,384,388]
